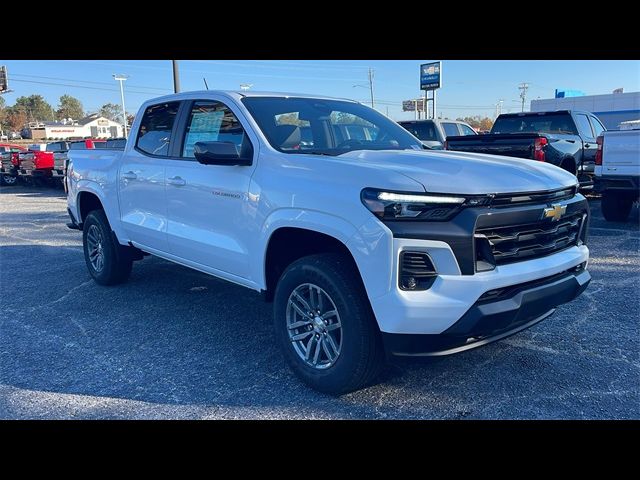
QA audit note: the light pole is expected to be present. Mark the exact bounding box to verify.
[113,74,129,138]
[352,67,375,110]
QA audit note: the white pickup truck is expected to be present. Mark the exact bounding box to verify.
[595,129,640,222]
[67,91,591,393]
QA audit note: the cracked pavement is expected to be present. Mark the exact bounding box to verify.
[1,185,638,419]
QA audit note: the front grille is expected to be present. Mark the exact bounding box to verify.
[476,212,584,265]
[490,186,577,207]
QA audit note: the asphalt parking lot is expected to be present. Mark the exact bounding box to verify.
[0,185,638,419]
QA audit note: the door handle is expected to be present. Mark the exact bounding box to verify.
[122,171,137,180]
[584,143,591,148]
[167,176,186,186]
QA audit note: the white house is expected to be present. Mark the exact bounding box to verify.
[26,114,124,140]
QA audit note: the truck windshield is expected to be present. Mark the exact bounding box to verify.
[492,113,578,135]
[242,97,422,155]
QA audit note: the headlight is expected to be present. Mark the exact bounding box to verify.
[361,188,491,221]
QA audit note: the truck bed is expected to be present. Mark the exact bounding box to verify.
[446,133,543,159]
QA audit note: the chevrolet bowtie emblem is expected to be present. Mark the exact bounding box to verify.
[543,204,567,222]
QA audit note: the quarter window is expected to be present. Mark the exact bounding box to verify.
[182,101,245,158]
[589,116,605,137]
[459,124,477,136]
[442,123,461,137]
[136,102,180,156]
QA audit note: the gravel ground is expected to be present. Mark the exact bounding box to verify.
[0,185,638,419]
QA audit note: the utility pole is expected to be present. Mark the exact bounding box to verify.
[518,83,529,112]
[172,60,180,93]
[422,92,426,120]
[368,67,375,109]
[495,99,504,119]
[113,74,129,138]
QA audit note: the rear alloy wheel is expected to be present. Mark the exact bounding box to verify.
[274,253,385,394]
[82,210,133,285]
[0,174,17,186]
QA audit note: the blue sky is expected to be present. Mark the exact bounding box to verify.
[1,60,638,121]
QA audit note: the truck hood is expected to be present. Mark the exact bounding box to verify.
[339,149,578,194]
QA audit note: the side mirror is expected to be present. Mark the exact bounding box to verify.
[194,141,251,166]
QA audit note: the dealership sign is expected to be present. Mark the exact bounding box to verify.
[420,62,441,91]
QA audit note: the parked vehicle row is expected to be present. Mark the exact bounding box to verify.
[0,138,123,188]
[443,110,607,189]
[67,90,591,394]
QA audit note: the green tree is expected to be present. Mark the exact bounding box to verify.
[99,103,123,122]
[57,95,84,120]
[13,95,54,122]
[0,96,6,132]
[6,107,27,131]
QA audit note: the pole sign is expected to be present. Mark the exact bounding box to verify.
[420,62,441,91]
[0,66,8,93]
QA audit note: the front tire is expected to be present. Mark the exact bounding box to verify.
[601,191,633,222]
[273,253,384,394]
[83,210,133,285]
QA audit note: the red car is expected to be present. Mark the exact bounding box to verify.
[0,143,27,186]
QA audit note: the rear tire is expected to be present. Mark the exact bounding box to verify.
[601,191,633,222]
[82,210,133,285]
[273,253,385,394]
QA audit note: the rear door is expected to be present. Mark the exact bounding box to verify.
[441,122,462,140]
[574,113,597,165]
[118,101,181,253]
[164,97,258,280]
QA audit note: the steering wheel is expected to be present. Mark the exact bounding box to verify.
[335,138,364,149]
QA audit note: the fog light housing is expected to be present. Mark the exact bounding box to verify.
[399,251,437,291]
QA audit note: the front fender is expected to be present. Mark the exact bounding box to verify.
[253,208,362,290]
[253,208,394,302]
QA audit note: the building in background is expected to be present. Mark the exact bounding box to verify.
[22,114,124,140]
[531,90,640,129]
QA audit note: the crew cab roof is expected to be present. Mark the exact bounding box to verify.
[139,90,358,106]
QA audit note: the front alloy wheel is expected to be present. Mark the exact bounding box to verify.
[287,283,343,369]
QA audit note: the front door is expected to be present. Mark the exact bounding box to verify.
[118,101,181,253]
[165,99,257,279]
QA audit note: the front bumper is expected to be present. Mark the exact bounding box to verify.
[382,267,590,356]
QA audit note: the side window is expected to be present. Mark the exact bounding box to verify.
[589,116,605,137]
[182,101,245,158]
[459,124,477,136]
[442,123,461,138]
[136,101,180,156]
[574,114,594,139]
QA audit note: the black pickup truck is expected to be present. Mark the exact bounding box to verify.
[445,110,606,188]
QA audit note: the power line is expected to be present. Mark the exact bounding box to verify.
[11,73,170,93]
[9,78,166,96]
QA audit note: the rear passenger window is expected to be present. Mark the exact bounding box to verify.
[182,101,246,158]
[136,102,180,156]
[575,114,594,139]
[442,123,461,138]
